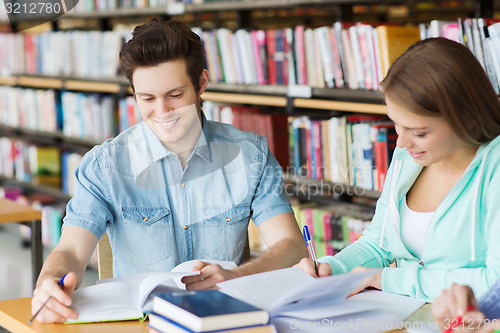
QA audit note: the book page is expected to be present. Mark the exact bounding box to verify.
[218,268,383,320]
[347,290,425,319]
[67,282,142,324]
[272,309,404,333]
[271,269,378,311]
[217,267,314,310]
[276,289,425,322]
[138,271,200,309]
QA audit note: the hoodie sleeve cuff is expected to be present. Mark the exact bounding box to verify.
[318,256,349,275]
[381,266,426,299]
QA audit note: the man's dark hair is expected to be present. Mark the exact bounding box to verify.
[119,19,206,93]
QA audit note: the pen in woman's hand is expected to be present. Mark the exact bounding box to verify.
[28,273,68,325]
[302,226,319,275]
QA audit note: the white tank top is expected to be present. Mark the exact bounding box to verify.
[400,197,434,259]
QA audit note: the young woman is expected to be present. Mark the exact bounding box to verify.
[296,37,500,301]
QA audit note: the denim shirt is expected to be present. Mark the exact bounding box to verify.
[63,114,293,276]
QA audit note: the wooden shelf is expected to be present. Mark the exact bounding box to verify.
[0,76,16,86]
[202,91,288,107]
[17,76,63,89]
[65,80,121,93]
[0,176,72,203]
[207,82,288,96]
[2,75,129,94]
[0,124,102,149]
[294,98,386,113]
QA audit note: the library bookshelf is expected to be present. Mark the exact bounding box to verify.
[0,0,498,255]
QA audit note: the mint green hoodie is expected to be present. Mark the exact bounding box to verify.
[319,135,500,301]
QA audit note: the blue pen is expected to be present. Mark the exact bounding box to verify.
[302,225,319,275]
[28,273,68,325]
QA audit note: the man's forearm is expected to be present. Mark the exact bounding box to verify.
[233,238,308,277]
[36,249,86,289]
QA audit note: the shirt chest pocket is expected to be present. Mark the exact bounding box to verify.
[121,207,174,266]
[201,204,251,261]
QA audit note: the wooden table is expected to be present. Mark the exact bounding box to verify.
[0,298,149,333]
[0,297,435,333]
[0,198,43,290]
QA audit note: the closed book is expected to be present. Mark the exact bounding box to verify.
[148,312,276,333]
[376,25,420,78]
[152,290,269,332]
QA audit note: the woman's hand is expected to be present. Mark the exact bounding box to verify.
[294,258,331,278]
[347,267,382,297]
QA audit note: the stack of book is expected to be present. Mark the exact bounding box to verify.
[148,289,275,333]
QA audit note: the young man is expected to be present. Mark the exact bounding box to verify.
[31,19,307,324]
[432,282,500,333]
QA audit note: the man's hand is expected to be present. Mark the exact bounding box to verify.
[31,272,78,323]
[431,283,492,333]
[293,258,332,278]
[181,260,242,290]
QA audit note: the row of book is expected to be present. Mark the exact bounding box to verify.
[203,102,396,191]
[288,114,396,192]
[194,23,421,90]
[419,18,500,93]
[0,86,141,142]
[199,18,500,91]
[3,19,498,91]
[203,101,289,169]
[0,29,130,77]
[0,137,83,196]
[293,200,374,258]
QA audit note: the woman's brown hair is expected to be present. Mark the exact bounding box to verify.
[380,37,500,145]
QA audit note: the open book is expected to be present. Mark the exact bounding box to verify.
[216,267,425,321]
[65,259,236,324]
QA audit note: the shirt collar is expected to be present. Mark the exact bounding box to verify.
[192,112,211,163]
[132,113,213,181]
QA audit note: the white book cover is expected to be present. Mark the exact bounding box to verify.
[312,28,325,88]
[357,24,375,91]
[236,29,257,84]
[303,28,315,87]
[349,25,365,90]
[478,18,499,93]
[315,26,335,88]
[230,32,244,85]
[218,28,237,84]
[471,18,486,69]
[351,123,374,190]
[487,23,500,91]
[341,28,359,90]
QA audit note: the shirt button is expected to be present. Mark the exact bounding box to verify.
[143,217,148,222]
[180,183,185,188]
[183,225,188,230]
[225,217,231,222]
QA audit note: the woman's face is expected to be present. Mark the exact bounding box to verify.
[386,97,471,167]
